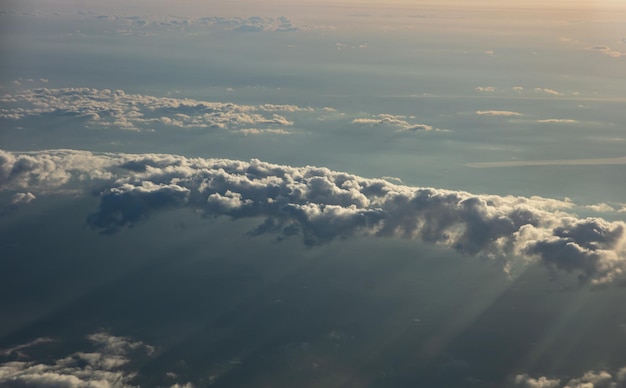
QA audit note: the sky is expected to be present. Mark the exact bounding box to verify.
[1,1,626,387]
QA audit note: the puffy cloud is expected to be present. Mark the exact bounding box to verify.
[475,86,497,92]
[0,88,310,132]
[1,149,626,285]
[515,367,626,388]
[0,332,164,388]
[10,192,36,206]
[514,374,561,388]
[476,110,523,117]
[352,114,438,132]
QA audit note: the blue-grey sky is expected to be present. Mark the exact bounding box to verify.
[1,1,626,387]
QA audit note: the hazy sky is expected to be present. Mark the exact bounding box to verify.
[1,1,625,387]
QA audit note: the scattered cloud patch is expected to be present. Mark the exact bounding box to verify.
[475,86,496,92]
[0,332,178,388]
[0,88,312,132]
[513,367,626,388]
[2,149,626,286]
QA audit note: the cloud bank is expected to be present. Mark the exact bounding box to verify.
[0,88,312,132]
[1,149,625,285]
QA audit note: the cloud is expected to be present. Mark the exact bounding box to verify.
[2,149,626,286]
[466,157,626,168]
[537,119,578,124]
[589,45,624,58]
[10,192,36,206]
[0,88,311,132]
[476,110,522,117]
[237,128,293,135]
[352,114,438,132]
[475,86,496,92]
[534,88,563,96]
[514,367,626,388]
[0,332,168,388]
[514,374,560,388]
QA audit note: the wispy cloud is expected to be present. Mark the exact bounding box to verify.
[466,156,626,168]
[537,119,578,124]
[476,110,522,117]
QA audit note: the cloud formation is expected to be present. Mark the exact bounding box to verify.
[0,88,312,132]
[476,110,523,117]
[1,149,625,285]
[352,114,438,132]
[0,332,166,388]
[514,367,626,388]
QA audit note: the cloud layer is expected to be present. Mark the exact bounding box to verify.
[1,149,625,285]
[0,88,312,132]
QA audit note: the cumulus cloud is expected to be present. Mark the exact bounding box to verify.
[2,149,626,285]
[352,114,439,132]
[514,367,626,388]
[0,88,311,132]
[475,86,497,92]
[476,110,522,117]
[0,332,166,388]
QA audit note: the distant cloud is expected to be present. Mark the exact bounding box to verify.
[475,86,496,92]
[476,110,522,117]
[237,128,292,135]
[0,332,165,388]
[0,88,312,132]
[352,114,439,132]
[513,367,626,388]
[2,149,626,286]
[466,156,626,168]
[537,119,578,124]
[512,86,524,92]
[534,88,563,96]
[589,45,624,58]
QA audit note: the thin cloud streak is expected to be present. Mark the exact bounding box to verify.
[466,157,626,168]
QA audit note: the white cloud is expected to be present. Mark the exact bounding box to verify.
[0,88,310,132]
[585,203,615,213]
[476,110,522,117]
[515,366,626,388]
[10,192,36,206]
[534,88,563,96]
[514,374,560,388]
[2,149,626,286]
[0,332,170,388]
[352,114,438,132]
[475,86,496,92]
